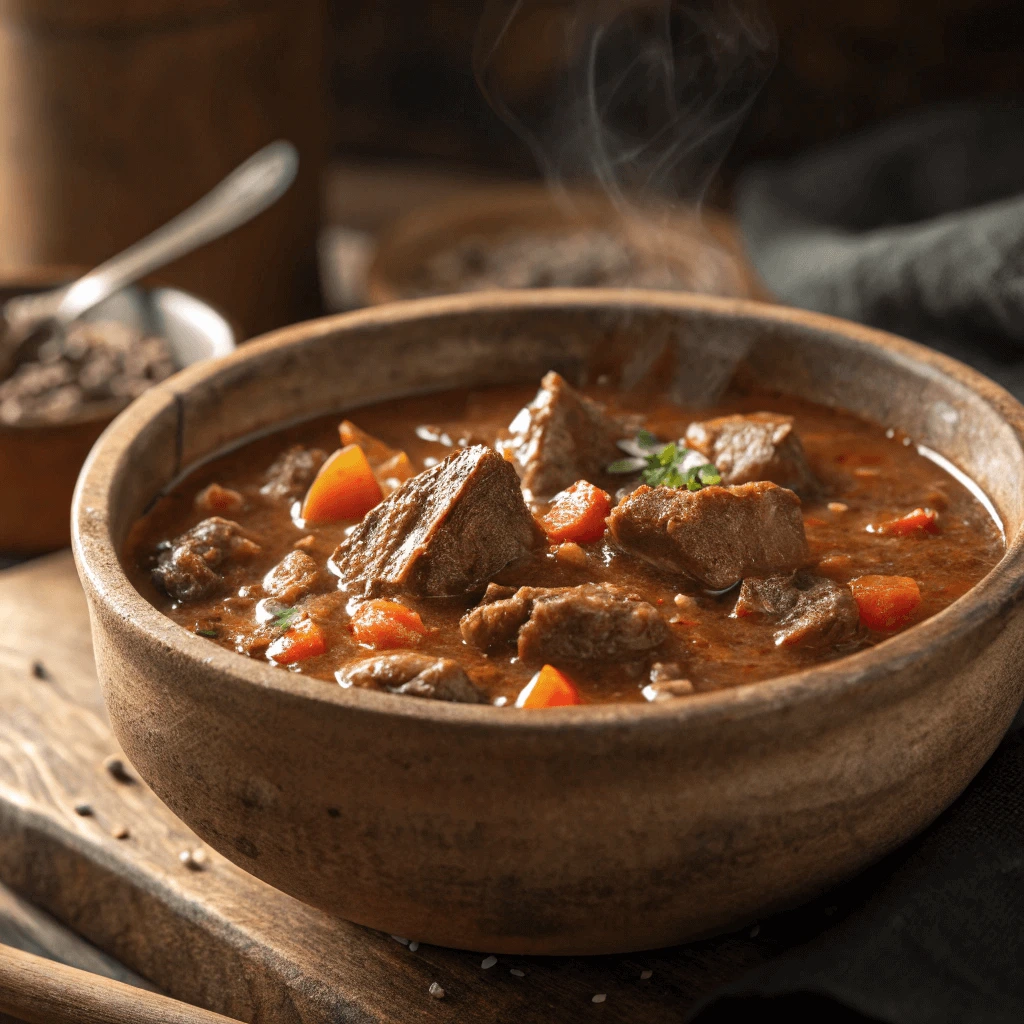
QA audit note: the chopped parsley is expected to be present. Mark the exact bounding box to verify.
[608,432,722,492]
[271,606,300,630]
[195,628,219,638]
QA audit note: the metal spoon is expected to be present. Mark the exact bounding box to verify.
[0,140,299,377]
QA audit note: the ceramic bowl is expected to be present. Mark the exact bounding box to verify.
[72,291,1024,954]
[366,184,765,304]
[0,268,236,554]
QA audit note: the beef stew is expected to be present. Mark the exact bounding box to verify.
[126,374,1004,707]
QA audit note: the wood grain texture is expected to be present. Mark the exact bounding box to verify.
[0,552,765,1022]
[0,942,241,1024]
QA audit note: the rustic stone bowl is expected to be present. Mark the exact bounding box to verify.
[0,268,237,554]
[72,290,1024,955]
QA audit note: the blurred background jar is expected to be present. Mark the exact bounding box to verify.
[0,0,324,337]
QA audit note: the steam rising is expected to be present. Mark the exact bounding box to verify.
[474,0,776,211]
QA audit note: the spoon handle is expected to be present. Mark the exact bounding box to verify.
[55,141,299,324]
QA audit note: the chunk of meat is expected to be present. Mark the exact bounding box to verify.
[507,371,634,499]
[607,482,810,591]
[195,483,244,516]
[260,446,328,501]
[460,583,667,662]
[685,413,818,496]
[153,517,261,603]
[735,571,860,647]
[331,445,544,598]
[337,653,484,703]
[262,550,324,604]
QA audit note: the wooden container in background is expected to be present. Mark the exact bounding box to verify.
[0,0,324,338]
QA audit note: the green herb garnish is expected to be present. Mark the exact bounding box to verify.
[271,606,300,630]
[196,628,219,638]
[607,433,721,492]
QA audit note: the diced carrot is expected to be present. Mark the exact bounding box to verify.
[300,444,383,524]
[351,599,428,649]
[339,421,415,490]
[515,665,582,709]
[872,507,940,537]
[339,420,396,463]
[849,575,922,632]
[539,480,612,544]
[267,619,327,664]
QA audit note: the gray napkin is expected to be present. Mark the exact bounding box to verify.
[737,102,1024,397]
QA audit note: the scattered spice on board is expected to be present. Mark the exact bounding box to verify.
[111,824,130,840]
[31,660,47,680]
[179,848,208,871]
[103,756,134,783]
[73,801,93,816]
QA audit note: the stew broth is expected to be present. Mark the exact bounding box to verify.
[126,382,1004,706]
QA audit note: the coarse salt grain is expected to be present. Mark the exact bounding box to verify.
[428,982,445,999]
[640,970,653,980]
[673,593,696,608]
[749,924,760,938]
[481,955,498,969]
[592,993,607,1003]
[409,941,420,952]
[510,969,525,977]
[391,936,410,946]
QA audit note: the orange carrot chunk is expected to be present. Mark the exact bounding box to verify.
[351,599,428,649]
[300,444,383,524]
[539,480,612,545]
[849,575,922,631]
[872,507,940,537]
[267,619,327,664]
[515,664,582,709]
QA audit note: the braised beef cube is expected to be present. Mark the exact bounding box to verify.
[262,550,323,604]
[260,446,328,501]
[607,482,809,591]
[685,413,818,496]
[459,583,529,652]
[508,371,633,499]
[460,583,667,662]
[331,445,544,598]
[736,571,859,647]
[153,517,261,603]
[337,653,484,703]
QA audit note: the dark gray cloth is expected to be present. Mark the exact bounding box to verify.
[691,720,1024,1024]
[698,104,1024,1023]
[737,102,1024,398]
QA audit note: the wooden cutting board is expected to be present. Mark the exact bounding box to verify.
[0,552,768,1022]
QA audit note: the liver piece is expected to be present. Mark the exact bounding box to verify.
[331,445,543,598]
[685,413,818,496]
[337,653,484,703]
[607,482,809,590]
[735,572,860,647]
[460,582,667,662]
[152,517,262,603]
[508,371,632,499]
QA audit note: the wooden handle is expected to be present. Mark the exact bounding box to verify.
[0,941,242,1024]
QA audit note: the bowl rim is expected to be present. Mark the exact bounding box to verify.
[72,288,1024,733]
